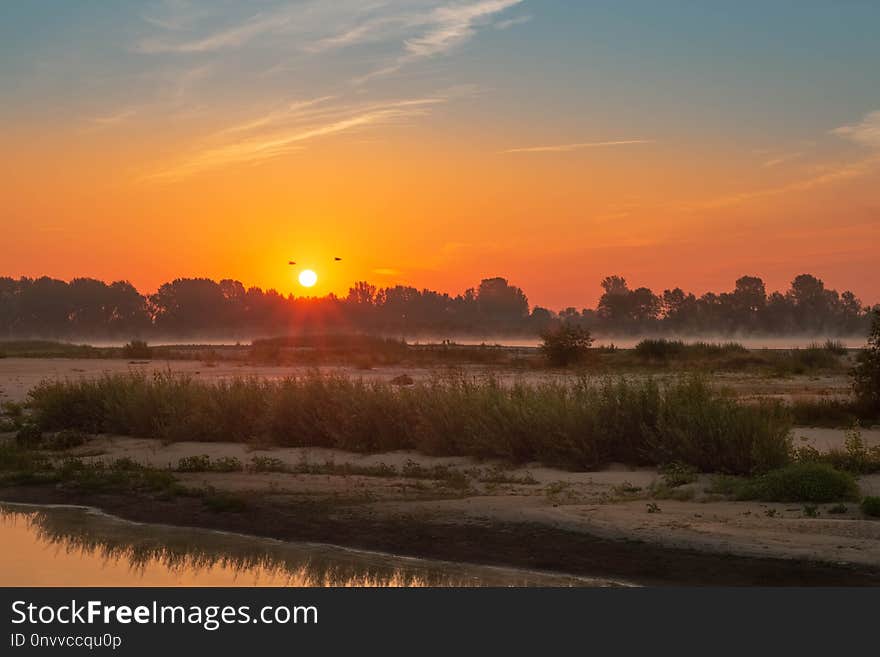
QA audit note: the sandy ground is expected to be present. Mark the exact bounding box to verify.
[8,434,870,570]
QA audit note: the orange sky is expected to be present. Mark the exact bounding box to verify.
[2,2,879,309]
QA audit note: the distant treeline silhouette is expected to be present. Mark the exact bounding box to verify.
[0,273,874,340]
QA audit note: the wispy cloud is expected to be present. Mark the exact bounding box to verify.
[831,110,880,148]
[137,10,291,54]
[494,14,532,29]
[761,152,803,168]
[146,94,449,182]
[405,0,522,58]
[504,140,655,154]
[349,0,523,83]
[692,155,880,210]
[89,108,137,127]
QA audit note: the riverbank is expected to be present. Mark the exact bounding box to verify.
[2,434,879,585]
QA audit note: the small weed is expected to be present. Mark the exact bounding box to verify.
[249,456,287,473]
[211,456,243,472]
[646,502,661,513]
[827,503,848,514]
[862,496,880,518]
[176,455,212,472]
[660,461,698,488]
[614,481,643,495]
[802,504,820,518]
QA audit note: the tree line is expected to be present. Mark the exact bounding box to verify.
[0,273,873,340]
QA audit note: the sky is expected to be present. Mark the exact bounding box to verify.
[2,0,879,309]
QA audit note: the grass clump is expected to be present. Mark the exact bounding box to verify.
[176,455,243,473]
[789,398,860,427]
[861,496,880,518]
[659,461,698,488]
[55,459,177,494]
[634,339,686,361]
[43,429,88,450]
[726,463,859,503]
[27,372,793,474]
[249,456,287,473]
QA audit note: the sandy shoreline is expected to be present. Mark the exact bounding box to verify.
[2,433,878,581]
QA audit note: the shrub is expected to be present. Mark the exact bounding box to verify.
[861,496,880,518]
[852,310,880,415]
[121,340,152,359]
[660,461,698,487]
[540,324,593,367]
[735,463,859,503]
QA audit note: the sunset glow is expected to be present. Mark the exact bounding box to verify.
[1,2,878,307]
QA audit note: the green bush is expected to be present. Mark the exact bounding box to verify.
[861,496,880,518]
[660,461,698,487]
[735,463,859,503]
[540,324,593,367]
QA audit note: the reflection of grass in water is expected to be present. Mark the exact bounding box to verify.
[0,506,452,587]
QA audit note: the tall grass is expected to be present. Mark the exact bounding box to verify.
[28,372,792,474]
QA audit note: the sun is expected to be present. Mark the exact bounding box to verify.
[298,269,318,288]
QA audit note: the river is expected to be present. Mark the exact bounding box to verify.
[0,503,622,587]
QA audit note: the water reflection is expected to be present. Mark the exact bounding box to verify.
[0,503,619,587]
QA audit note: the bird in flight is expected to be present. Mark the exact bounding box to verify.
[287,257,341,264]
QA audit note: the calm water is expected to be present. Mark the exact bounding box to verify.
[0,503,621,587]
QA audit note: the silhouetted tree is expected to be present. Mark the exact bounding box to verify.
[853,310,880,415]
